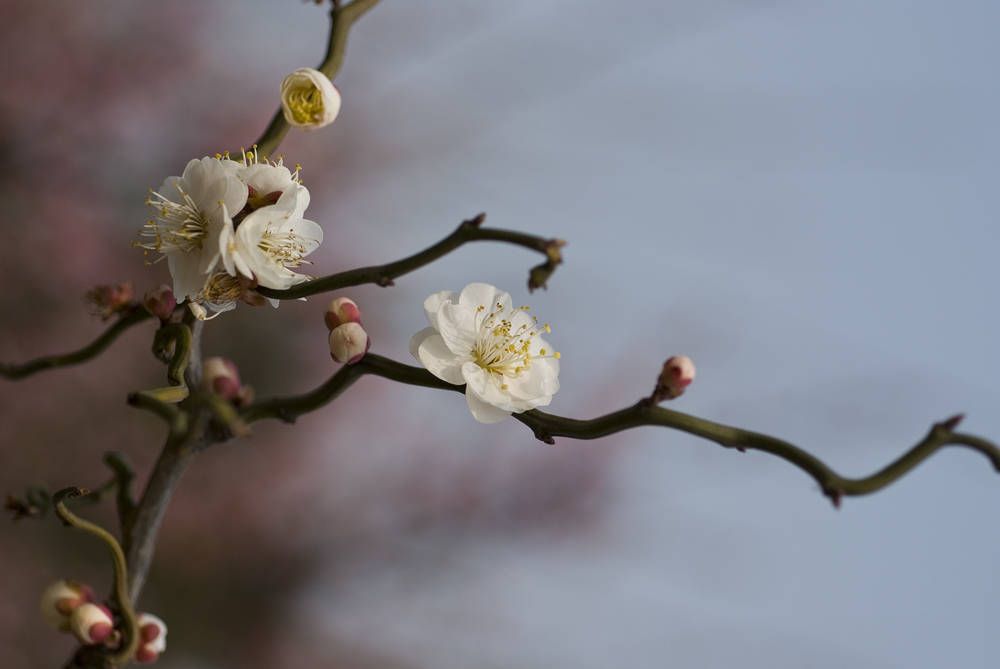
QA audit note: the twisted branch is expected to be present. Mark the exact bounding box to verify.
[256,213,566,300]
[241,353,1000,506]
[0,306,151,380]
[54,488,139,667]
[251,0,384,160]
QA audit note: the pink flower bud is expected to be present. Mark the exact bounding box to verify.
[324,297,362,330]
[143,285,177,321]
[40,579,94,631]
[654,355,696,401]
[86,282,135,320]
[135,612,167,664]
[329,322,370,364]
[201,357,242,400]
[69,603,113,645]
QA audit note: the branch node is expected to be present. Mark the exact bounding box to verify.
[463,212,487,229]
[377,276,395,287]
[938,413,965,432]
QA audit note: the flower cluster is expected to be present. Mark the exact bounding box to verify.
[137,151,323,318]
[410,283,560,423]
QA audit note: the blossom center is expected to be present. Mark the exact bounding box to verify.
[136,185,209,258]
[284,85,325,124]
[470,303,559,387]
[257,229,312,268]
[199,272,244,305]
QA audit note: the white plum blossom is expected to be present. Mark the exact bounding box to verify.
[280,67,341,129]
[410,283,560,424]
[228,203,322,290]
[220,152,322,292]
[139,151,324,317]
[137,157,246,302]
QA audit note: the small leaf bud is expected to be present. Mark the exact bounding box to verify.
[329,322,370,364]
[143,285,177,321]
[40,579,94,631]
[324,297,362,330]
[69,603,113,645]
[653,355,696,402]
[135,612,167,664]
[86,282,134,320]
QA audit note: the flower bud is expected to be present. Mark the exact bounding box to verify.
[329,322,370,364]
[280,67,341,129]
[70,603,113,645]
[201,357,242,400]
[40,579,94,630]
[653,355,696,401]
[135,612,167,664]
[143,285,177,321]
[324,297,361,331]
[86,282,134,321]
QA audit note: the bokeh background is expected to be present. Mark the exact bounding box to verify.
[2,1,998,667]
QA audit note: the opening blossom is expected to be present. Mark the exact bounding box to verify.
[280,67,341,129]
[410,283,560,424]
[137,151,322,317]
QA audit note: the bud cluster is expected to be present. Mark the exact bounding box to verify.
[326,297,370,364]
[40,579,167,663]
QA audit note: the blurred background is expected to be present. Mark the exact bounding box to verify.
[1,1,998,667]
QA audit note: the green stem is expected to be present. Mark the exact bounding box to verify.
[0,306,151,380]
[242,354,1000,506]
[256,213,566,300]
[251,0,384,160]
[54,488,139,666]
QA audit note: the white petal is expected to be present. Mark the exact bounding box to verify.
[459,282,511,316]
[436,302,478,356]
[409,327,436,361]
[283,217,323,254]
[423,290,459,330]
[240,163,293,195]
[416,334,466,385]
[462,362,516,411]
[465,387,511,424]
[168,253,208,302]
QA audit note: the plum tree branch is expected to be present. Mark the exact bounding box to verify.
[0,305,152,380]
[256,213,566,300]
[251,0,383,160]
[241,353,1000,507]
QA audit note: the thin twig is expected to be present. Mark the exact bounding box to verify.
[54,487,139,666]
[241,353,1000,506]
[0,306,152,380]
[256,213,566,300]
[251,0,384,160]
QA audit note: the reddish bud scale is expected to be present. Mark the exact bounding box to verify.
[70,603,114,644]
[324,297,362,330]
[135,646,160,664]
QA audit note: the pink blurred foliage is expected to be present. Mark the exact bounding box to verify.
[1,2,620,667]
